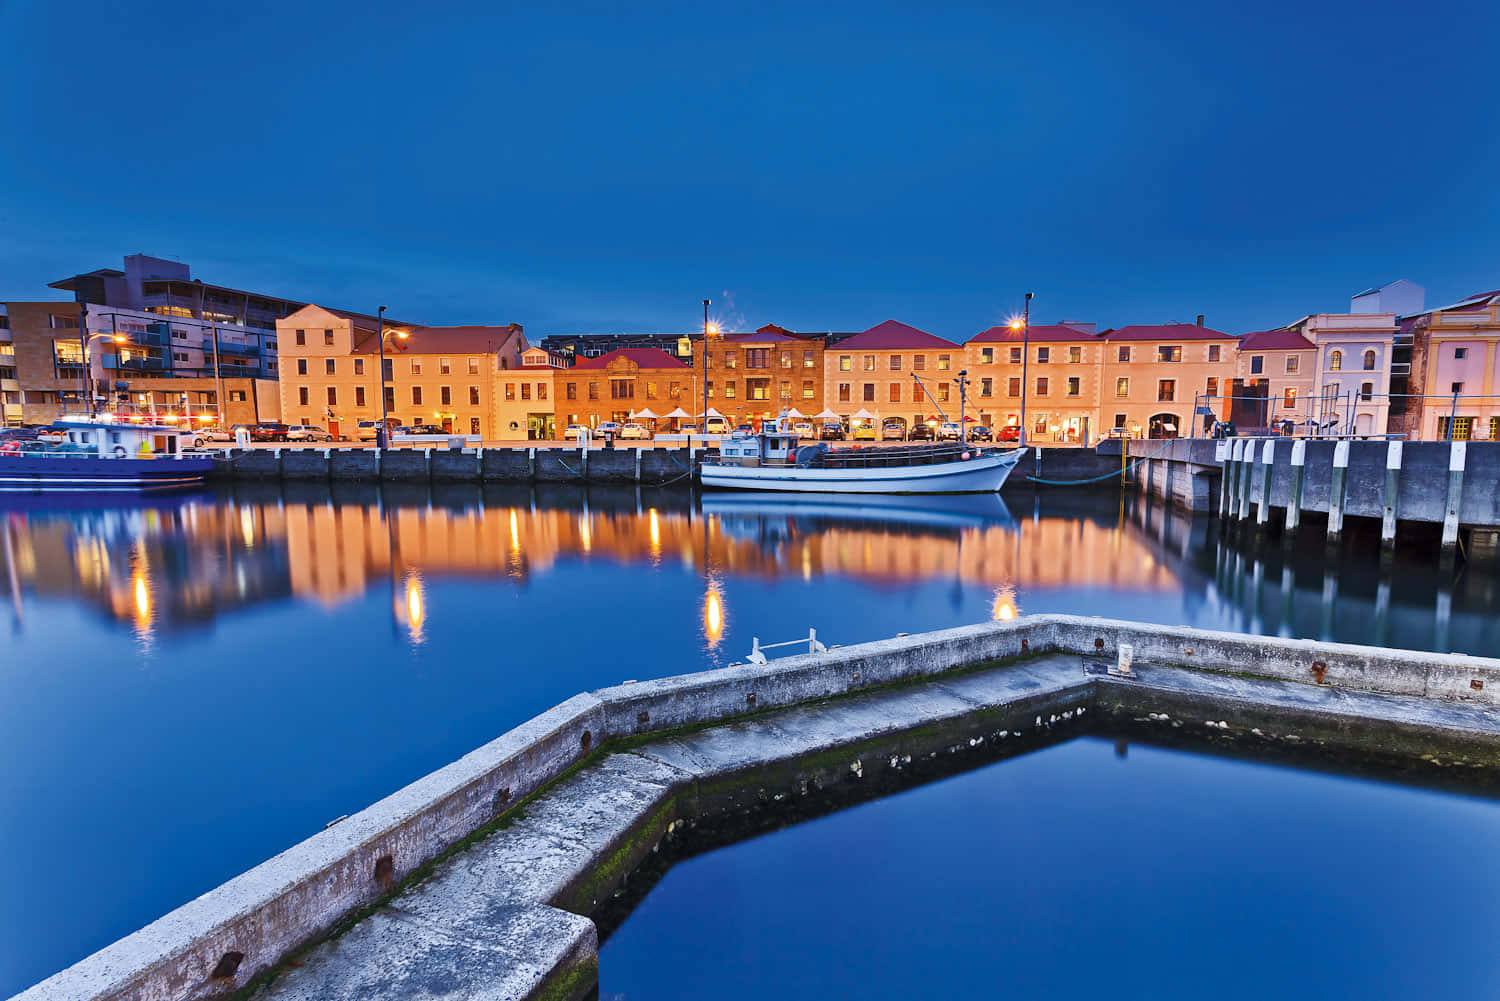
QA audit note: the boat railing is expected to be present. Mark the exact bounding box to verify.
[814,442,995,469]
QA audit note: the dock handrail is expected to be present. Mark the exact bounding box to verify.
[747,629,828,664]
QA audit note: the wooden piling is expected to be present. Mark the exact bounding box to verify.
[1381,440,1402,558]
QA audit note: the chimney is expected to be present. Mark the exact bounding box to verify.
[1196,314,1204,327]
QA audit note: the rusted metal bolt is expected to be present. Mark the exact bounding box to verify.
[580,730,593,751]
[746,692,756,706]
[1310,661,1328,684]
[1472,679,1484,691]
[374,854,394,887]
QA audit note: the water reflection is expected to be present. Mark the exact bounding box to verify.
[0,485,1495,656]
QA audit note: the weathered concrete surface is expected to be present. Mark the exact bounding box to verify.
[327,448,378,481]
[20,615,1500,1001]
[379,449,429,483]
[1004,446,1117,488]
[279,449,328,481]
[429,447,481,482]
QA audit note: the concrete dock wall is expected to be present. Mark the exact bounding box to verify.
[20,615,1500,1001]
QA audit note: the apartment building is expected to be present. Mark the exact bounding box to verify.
[275,305,526,437]
[1098,322,1238,438]
[1231,329,1317,431]
[496,345,570,439]
[703,325,826,423]
[1297,312,1398,436]
[555,348,694,430]
[823,320,964,434]
[965,323,1103,440]
[1400,289,1500,440]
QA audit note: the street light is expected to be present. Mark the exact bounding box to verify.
[82,333,126,415]
[701,299,711,429]
[374,306,409,448]
[1010,292,1033,447]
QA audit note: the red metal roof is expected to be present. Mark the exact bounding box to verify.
[1238,329,1315,351]
[1102,323,1234,341]
[725,329,802,344]
[569,347,689,370]
[968,324,1101,344]
[836,320,958,350]
[353,323,524,354]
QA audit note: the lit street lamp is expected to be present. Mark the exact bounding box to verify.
[375,306,409,448]
[1009,292,1033,447]
[82,333,126,415]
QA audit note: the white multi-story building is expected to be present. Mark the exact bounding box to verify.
[1292,282,1423,435]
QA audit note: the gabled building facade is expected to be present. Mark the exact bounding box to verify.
[1099,322,1238,438]
[1400,290,1500,441]
[1231,329,1318,431]
[823,320,964,434]
[554,348,693,431]
[965,323,1103,441]
[702,324,827,425]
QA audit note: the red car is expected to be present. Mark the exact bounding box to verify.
[998,425,1022,442]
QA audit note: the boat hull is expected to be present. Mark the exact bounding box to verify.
[0,455,215,493]
[700,448,1024,494]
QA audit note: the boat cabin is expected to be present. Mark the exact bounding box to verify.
[715,417,802,468]
[52,418,191,459]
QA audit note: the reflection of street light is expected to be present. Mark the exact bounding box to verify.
[703,581,725,647]
[400,572,426,643]
[992,588,1018,621]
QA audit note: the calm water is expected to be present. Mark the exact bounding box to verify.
[600,737,1500,1001]
[0,483,1495,995]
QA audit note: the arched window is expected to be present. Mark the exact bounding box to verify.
[1362,349,1376,371]
[1329,350,1342,371]
[1360,381,1374,401]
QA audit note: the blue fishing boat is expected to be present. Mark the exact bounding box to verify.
[0,418,215,493]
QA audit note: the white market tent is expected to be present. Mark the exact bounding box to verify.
[814,408,841,419]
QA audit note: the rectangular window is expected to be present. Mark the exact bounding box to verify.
[1439,416,1473,440]
[588,382,599,400]
[612,381,635,400]
[838,383,851,403]
[863,355,876,371]
[355,387,366,407]
[889,355,902,371]
[724,382,737,399]
[1037,347,1050,364]
[981,348,994,364]
[1285,356,1299,373]
[468,357,480,374]
[297,359,308,376]
[781,351,793,369]
[1157,345,1181,362]
[295,329,306,346]
[1455,347,1469,360]
[1118,346,1130,363]
[411,359,422,375]
[1008,347,1021,364]
[839,355,852,372]
[1206,377,1219,397]
[298,387,309,406]
[506,383,516,401]
[1451,381,1464,394]
[1116,377,1129,397]
[1283,387,1297,409]
[1068,346,1082,363]
[980,378,992,397]
[324,329,334,346]
[434,357,448,375]
[645,382,658,400]
[803,350,815,369]
[471,417,481,435]
[354,359,365,375]
[412,387,423,405]
[724,350,737,369]
[384,386,395,410]
[863,383,875,402]
[889,383,901,403]
[1208,345,1221,362]
[937,384,949,402]
[1250,356,1264,375]
[1008,377,1021,397]
[172,351,188,362]
[669,382,681,398]
[938,355,950,371]
[1067,377,1080,397]
[327,387,338,406]
[520,383,530,401]
[566,383,577,400]
[1036,377,1049,396]
[440,387,451,406]
[1157,379,1175,402]
[746,349,769,369]
[802,380,815,399]
[747,379,770,401]
[383,358,392,381]
[325,358,336,375]
[912,355,925,371]
[538,383,548,400]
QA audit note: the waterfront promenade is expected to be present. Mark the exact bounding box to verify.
[16,616,1500,1001]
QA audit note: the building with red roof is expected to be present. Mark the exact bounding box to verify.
[701,325,828,423]
[1395,289,1500,441]
[824,321,964,433]
[553,347,694,432]
[964,323,1104,441]
[1229,329,1317,431]
[1097,321,1239,438]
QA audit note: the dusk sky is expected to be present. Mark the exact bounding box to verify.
[2,0,1496,341]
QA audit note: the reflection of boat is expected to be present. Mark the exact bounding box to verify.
[701,417,1025,494]
[702,491,1016,531]
[0,419,214,493]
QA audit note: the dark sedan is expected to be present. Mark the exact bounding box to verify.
[405,424,452,436]
[249,423,291,442]
[968,425,994,442]
[908,423,936,442]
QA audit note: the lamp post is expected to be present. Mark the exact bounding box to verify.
[702,298,711,429]
[374,307,408,448]
[1011,292,1033,447]
[82,333,125,416]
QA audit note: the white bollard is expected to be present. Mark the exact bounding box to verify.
[1113,642,1135,677]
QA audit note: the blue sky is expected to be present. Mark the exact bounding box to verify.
[1,0,1496,341]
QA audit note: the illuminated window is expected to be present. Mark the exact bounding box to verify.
[980,378,992,397]
[506,383,515,401]
[981,348,994,364]
[838,383,851,402]
[1283,387,1297,409]
[1069,346,1082,363]
[325,358,335,375]
[1116,377,1129,397]
[411,358,422,375]
[440,357,451,375]
[724,350,737,369]
[802,380,815,399]
[1067,377,1080,397]
[1157,379,1175,402]
[468,357,480,374]
[803,350,815,369]
[839,355,851,371]
[1329,350,1342,371]
[863,355,876,371]
[1157,345,1181,362]
[889,355,901,371]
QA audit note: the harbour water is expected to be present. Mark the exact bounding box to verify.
[1,483,1496,996]
[599,736,1500,1001]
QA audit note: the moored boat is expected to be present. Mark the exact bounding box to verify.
[700,416,1025,494]
[0,418,215,493]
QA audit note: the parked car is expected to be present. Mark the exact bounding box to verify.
[619,423,651,440]
[704,416,730,435]
[1106,426,1134,439]
[852,423,876,441]
[819,421,846,441]
[404,424,451,436]
[201,426,235,442]
[734,423,754,435]
[998,424,1022,442]
[793,421,814,438]
[355,419,402,442]
[677,422,700,434]
[286,425,336,442]
[909,423,936,442]
[881,420,907,441]
[563,424,588,440]
[0,427,41,443]
[968,424,994,442]
[249,422,291,442]
[937,422,962,441]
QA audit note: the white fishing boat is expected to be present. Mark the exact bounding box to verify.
[700,416,1025,494]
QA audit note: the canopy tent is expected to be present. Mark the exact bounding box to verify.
[630,408,658,420]
[785,407,806,419]
[814,408,841,419]
[695,407,726,419]
[851,408,876,420]
[662,407,692,419]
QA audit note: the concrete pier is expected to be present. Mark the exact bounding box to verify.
[16,615,1500,1001]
